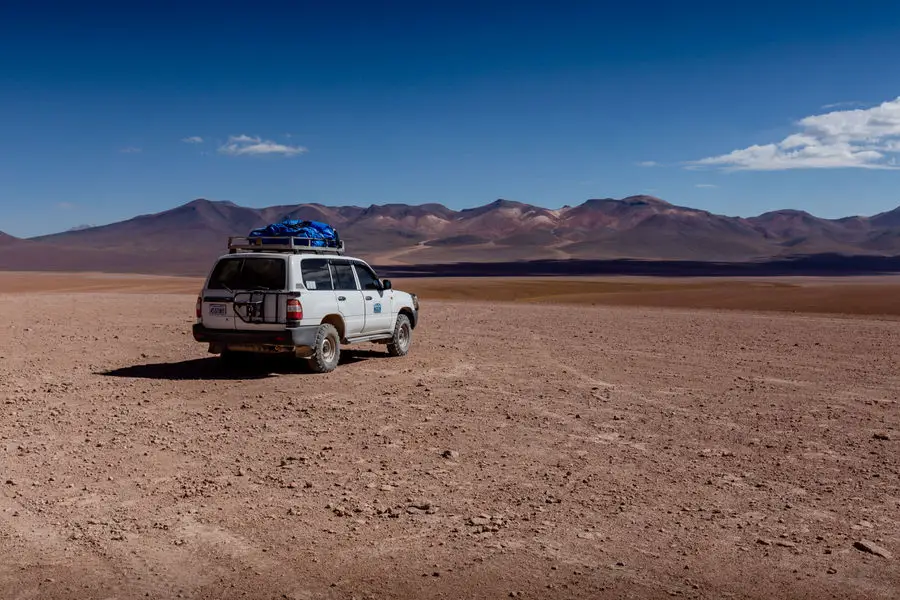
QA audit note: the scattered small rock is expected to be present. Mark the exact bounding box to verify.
[467,514,505,533]
[853,540,893,559]
[776,540,797,548]
[441,450,459,460]
[872,433,891,441]
[406,501,436,515]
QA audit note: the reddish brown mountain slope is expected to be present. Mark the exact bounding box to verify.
[871,206,900,228]
[0,232,20,246]
[8,196,900,275]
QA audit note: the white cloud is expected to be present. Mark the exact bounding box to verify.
[182,136,204,144]
[637,160,658,167]
[695,183,717,188]
[821,100,867,110]
[690,96,900,171]
[119,146,142,154]
[218,134,307,157]
[228,134,260,143]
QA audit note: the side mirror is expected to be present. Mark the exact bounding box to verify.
[382,279,392,290]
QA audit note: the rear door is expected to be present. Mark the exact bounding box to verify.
[203,255,288,331]
[329,259,366,336]
[353,262,393,334]
[298,258,335,323]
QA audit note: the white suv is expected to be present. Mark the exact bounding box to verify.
[192,236,419,373]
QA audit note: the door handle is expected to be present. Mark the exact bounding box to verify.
[337,296,346,301]
[365,296,373,300]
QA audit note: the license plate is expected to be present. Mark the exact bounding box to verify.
[209,304,227,317]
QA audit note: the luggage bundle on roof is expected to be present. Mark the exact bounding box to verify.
[227,218,345,255]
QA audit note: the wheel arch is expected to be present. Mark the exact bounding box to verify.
[398,307,417,328]
[321,314,346,339]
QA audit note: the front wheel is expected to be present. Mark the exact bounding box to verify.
[307,323,341,373]
[387,314,412,357]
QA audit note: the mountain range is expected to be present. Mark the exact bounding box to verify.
[2,195,899,276]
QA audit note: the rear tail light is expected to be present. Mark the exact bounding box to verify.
[196,295,202,319]
[286,298,303,324]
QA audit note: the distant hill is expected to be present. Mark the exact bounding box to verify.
[2,195,898,276]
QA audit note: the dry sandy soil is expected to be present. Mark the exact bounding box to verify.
[0,273,898,599]
[3,271,900,317]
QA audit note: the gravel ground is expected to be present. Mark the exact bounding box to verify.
[0,292,898,599]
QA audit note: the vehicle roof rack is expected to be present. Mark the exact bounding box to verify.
[227,235,345,255]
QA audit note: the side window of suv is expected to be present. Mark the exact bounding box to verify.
[331,261,358,291]
[301,258,333,290]
[353,263,381,290]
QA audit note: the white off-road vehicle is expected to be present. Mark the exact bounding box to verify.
[192,235,419,373]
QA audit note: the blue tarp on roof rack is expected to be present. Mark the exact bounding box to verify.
[248,219,341,248]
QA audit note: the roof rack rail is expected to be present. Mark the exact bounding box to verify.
[227,235,345,255]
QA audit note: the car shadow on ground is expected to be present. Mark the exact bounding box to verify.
[98,349,384,381]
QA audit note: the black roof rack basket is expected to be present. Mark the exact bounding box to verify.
[227,235,345,255]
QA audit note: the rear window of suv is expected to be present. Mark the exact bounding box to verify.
[208,257,286,291]
[301,258,333,290]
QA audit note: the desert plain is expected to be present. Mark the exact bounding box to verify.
[0,271,898,599]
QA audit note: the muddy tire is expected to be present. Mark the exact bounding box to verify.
[307,323,341,373]
[387,314,412,357]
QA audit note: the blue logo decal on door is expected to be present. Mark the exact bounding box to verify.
[374,302,382,313]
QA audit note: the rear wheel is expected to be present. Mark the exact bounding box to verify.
[387,314,412,357]
[307,323,341,373]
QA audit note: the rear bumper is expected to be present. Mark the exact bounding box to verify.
[192,324,319,348]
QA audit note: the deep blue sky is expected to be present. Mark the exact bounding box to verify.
[3,0,900,236]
